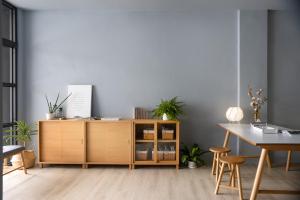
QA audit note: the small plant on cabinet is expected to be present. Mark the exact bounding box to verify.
[153,96,184,120]
[45,92,71,120]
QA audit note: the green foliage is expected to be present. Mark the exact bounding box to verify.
[152,97,184,120]
[4,121,37,146]
[45,92,72,113]
[181,143,208,167]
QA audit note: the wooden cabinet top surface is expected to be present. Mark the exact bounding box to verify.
[39,119,179,123]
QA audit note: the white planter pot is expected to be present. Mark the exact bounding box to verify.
[162,113,168,121]
[188,161,197,169]
[46,113,55,120]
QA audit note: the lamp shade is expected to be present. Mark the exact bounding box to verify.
[226,107,244,122]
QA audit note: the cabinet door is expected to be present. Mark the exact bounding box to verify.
[39,122,62,162]
[61,121,85,163]
[87,122,132,163]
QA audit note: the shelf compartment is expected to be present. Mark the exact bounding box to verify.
[135,143,154,161]
[134,123,155,140]
[157,123,176,140]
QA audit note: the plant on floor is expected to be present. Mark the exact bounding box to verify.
[181,143,208,168]
[4,121,37,168]
[153,96,184,120]
[45,92,71,119]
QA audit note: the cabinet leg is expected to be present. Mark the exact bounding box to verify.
[132,164,135,169]
[39,163,44,168]
[176,165,180,170]
[85,164,89,169]
[128,164,132,170]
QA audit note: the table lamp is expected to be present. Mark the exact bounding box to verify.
[226,107,244,122]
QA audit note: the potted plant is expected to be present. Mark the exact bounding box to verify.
[45,92,71,120]
[181,144,208,168]
[153,96,184,120]
[4,121,37,169]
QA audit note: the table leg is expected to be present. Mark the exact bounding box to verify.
[223,131,231,147]
[250,148,268,200]
[286,150,292,172]
[266,153,272,168]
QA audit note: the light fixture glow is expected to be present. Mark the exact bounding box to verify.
[226,107,244,122]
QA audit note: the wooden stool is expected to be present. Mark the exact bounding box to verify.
[209,147,231,182]
[215,156,245,200]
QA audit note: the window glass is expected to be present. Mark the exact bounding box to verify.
[2,4,12,40]
[2,46,12,83]
[2,87,12,124]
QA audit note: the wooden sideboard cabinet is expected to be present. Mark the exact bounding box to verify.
[38,121,85,164]
[39,119,179,169]
[86,121,132,166]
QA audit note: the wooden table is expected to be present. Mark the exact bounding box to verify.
[218,123,300,200]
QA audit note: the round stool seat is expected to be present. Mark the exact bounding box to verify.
[219,156,245,165]
[209,147,231,153]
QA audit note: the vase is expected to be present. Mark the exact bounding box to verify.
[253,109,261,122]
[162,113,168,120]
[188,161,197,169]
[46,113,55,120]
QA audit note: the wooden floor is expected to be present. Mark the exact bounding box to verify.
[3,164,300,200]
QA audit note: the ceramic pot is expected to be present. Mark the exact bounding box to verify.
[162,113,168,121]
[46,113,55,120]
[11,150,36,169]
[188,161,197,169]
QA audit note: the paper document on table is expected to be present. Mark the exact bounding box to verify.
[66,85,92,118]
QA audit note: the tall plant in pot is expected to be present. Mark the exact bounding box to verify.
[153,96,184,120]
[181,144,208,168]
[45,92,71,120]
[4,121,37,169]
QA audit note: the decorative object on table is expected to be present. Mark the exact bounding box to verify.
[134,107,152,119]
[45,92,72,120]
[153,96,184,120]
[181,143,208,168]
[226,107,244,122]
[248,85,267,122]
[56,107,64,119]
[66,85,92,118]
[251,122,278,134]
[4,121,37,169]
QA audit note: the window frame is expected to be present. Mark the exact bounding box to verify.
[2,1,17,132]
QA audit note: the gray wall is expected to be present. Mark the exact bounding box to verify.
[238,10,268,157]
[268,11,300,163]
[17,9,300,164]
[19,10,238,155]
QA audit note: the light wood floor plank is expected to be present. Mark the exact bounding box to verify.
[3,165,300,200]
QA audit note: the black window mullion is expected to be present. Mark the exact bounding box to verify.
[2,0,17,145]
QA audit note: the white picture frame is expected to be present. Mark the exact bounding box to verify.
[66,85,92,118]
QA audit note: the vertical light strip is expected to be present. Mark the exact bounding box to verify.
[236,10,241,155]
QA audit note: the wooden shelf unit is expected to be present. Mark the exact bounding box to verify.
[133,120,180,169]
[38,119,179,169]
